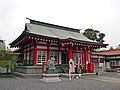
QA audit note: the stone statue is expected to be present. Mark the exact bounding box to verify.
[45,58,58,74]
[41,58,61,82]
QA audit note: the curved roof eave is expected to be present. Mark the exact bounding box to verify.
[10,22,108,48]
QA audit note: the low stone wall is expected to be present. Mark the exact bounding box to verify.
[14,65,68,78]
[15,66,42,74]
[14,64,68,74]
[55,64,68,73]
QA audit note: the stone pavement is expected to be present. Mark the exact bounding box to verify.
[0,72,120,90]
[88,76,120,84]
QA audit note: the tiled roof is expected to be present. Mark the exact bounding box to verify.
[10,19,108,47]
[93,49,120,55]
[27,23,95,43]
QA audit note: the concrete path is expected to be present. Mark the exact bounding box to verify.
[89,76,120,84]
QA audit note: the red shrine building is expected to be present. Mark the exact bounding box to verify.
[10,18,107,76]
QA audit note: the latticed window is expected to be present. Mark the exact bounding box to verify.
[31,51,34,61]
[110,60,120,66]
[37,51,46,64]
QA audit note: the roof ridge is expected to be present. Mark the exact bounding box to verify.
[26,18,80,33]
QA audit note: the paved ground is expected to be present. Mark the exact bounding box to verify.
[88,72,120,84]
[0,72,120,90]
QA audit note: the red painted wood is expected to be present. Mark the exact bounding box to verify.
[85,47,88,73]
[26,47,27,60]
[37,43,59,47]
[46,43,50,62]
[90,49,93,73]
[33,43,37,65]
[37,44,47,46]
[42,62,46,78]
[73,50,84,53]
[33,48,37,65]
[58,46,60,65]
[68,45,73,73]
[21,46,24,64]
[69,46,73,60]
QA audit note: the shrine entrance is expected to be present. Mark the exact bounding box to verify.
[73,53,85,73]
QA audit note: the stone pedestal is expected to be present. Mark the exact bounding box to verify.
[41,74,61,82]
[41,58,61,82]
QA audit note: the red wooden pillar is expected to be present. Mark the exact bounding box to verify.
[34,44,37,65]
[26,47,27,61]
[22,46,24,64]
[98,56,100,67]
[90,48,93,73]
[85,47,88,73]
[68,45,73,73]
[46,43,50,62]
[58,46,60,65]
[42,62,46,78]
[33,48,37,65]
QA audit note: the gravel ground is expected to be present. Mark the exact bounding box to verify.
[0,72,120,90]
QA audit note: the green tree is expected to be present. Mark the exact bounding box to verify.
[109,46,114,50]
[0,51,17,75]
[83,28,105,43]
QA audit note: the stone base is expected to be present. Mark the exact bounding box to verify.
[15,66,42,74]
[13,66,42,78]
[60,73,82,78]
[13,72,42,78]
[41,74,61,82]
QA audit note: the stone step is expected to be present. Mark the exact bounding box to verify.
[13,72,42,78]
[41,74,61,83]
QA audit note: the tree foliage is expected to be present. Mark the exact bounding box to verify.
[0,51,18,73]
[83,28,105,43]
[109,46,114,50]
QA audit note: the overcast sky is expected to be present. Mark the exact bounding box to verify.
[0,0,120,49]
